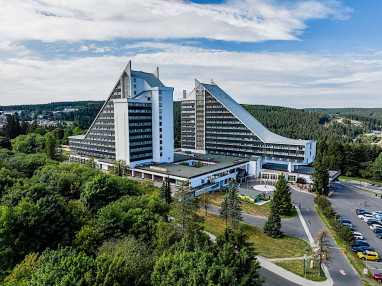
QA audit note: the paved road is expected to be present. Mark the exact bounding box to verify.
[331,182,382,274]
[261,268,300,286]
[290,187,363,286]
[339,179,382,196]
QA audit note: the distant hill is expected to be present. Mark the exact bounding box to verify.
[304,108,382,118]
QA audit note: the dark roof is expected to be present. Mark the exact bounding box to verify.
[131,70,164,88]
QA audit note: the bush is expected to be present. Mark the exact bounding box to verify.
[314,195,331,210]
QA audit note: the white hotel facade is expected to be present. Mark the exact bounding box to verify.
[69,62,319,195]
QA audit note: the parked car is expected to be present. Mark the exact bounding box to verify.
[367,220,381,226]
[358,211,372,218]
[373,211,382,216]
[374,228,382,233]
[375,184,381,187]
[356,209,365,215]
[375,215,382,221]
[370,183,376,186]
[352,231,363,240]
[373,272,382,283]
[370,224,382,230]
[361,214,375,221]
[357,250,379,262]
[377,233,382,239]
[351,241,370,248]
[353,246,374,253]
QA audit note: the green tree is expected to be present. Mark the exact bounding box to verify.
[214,227,264,286]
[170,181,204,238]
[111,160,130,177]
[159,176,172,204]
[311,151,330,196]
[272,174,293,216]
[82,174,140,213]
[219,193,230,226]
[264,203,282,238]
[200,190,211,217]
[44,133,56,158]
[3,253,41,286]
[226,179,242,229]
[74,225,104,256]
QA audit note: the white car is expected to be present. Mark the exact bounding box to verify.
[375,215,382,220]
[358,213,373,219]
[372,211,382,216]
[370,224,382,230]
[363,215,375,222]
[352,231,363,240]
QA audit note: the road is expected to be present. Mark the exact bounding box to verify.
[330,182,382,274]
[290,187,363,286]
[261,268,300,286]
[233,180,363,286]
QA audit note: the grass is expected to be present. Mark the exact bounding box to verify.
[202,211,309,259]
[315,206,380,286]
[208,192,297,219]
[275,259,327,282]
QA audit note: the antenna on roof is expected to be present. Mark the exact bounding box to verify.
[153,67,159,79]
[183,90,187,99]
[211,79,216,85]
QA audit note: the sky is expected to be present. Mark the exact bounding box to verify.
[1,0,382,108]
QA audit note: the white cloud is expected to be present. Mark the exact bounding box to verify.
[1,43,381,108]
[0,0,351,43]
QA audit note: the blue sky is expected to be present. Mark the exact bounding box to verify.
[0,0,381,107]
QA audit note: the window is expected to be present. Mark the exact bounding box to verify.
[159,128,162,132]
[160,140,162,144]
[133,78,136,82]
[160,152,163,156]
[159,90,162,94]
[159,116,162,120]
[159,103,162,107]
[160,134,162,138]
[159,109,162,114]
[134,91,136,95]
[133,84,136,88]
[160,147,163,150]
[159,96,162,101]
[159,122,162,126]
[148,97,151,101]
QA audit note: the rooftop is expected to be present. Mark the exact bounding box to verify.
[135,152,250,179]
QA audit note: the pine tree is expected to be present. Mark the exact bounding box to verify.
[219,194,230,226]
[160,176,172,204]
[170,181,204,238]
[311,151,330,196]
[272,174,293,216]
[264,203,282,238]
[228,179,242,229]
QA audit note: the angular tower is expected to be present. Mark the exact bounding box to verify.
[181,80,316,171]
[69,61,174,167]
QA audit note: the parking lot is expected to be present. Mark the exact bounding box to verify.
[331,183,382,274]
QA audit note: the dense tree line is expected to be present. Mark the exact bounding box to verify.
[0,132,264,285]
[316,140,382,180]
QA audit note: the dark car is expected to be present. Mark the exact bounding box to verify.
[373,273,382,282]
[359,211,372,216]
[367,220,381,226]
[370,183,376,186]
[351,241,370,248]
[374,228,382,233]
[342,219,352,224]
[375,184,381,187]
[352,246,374,253]
[356,209,365,215]
[377,233,382,239]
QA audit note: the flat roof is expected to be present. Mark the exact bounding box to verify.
[135,153,250,179]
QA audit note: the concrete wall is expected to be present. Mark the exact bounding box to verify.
[113,99,130,164]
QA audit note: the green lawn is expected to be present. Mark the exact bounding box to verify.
[208,192,297,219]
[275,259,326,282]
[202,212,309,259]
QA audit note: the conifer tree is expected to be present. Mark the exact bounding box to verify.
[272,174,293,216]
[264,203,282,238]
[44,133,56,158]
[160,176,172,204]
[311,151,330,196]
[219,194,230,226]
